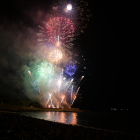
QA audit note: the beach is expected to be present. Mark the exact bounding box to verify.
[0,111,140,140]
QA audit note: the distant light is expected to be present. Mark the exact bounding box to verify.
[67,4,72,10]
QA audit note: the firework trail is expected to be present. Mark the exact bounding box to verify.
[24,2,91,108]
[28,71,33,85]
[60,78,73,105]
[61,95,65,104]
[66,78,73,92]
[75,76,84,92]
[58,69,63,92]
[46,93,54,107]
[71,85,73,103]
[71,87,80,105]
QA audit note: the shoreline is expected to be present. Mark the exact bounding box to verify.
[0,105,89,112]
[0,112,140,140]
[17,112,140,136]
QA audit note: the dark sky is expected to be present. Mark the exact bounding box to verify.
[79,1,140,111]
[0,0,139,111]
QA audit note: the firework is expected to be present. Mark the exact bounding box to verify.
[55,35,61,47]
[71,86,73,103]
[38,61,54,78]
[38,17,75,48]
[27,60,75,108]
[27,60,77,108]
[49,48,63,62]
[24,0,91,108]
[58,69,63,91]
[76,76,84,88]
[36,44,63,62]
[65,64,76,76]
[28,71,33,82]
[46,93,54,108]
[71,87,80,105]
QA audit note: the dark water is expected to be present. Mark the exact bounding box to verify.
[18,111,140,134]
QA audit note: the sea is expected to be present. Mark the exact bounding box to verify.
[18,111,140,134]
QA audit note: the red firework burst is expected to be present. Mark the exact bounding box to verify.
[38,17,75,46]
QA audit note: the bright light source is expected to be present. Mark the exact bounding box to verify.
[67,4,72,10]
[56,41,60,46]
[58,79,62,86]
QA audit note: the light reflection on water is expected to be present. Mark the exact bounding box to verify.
[20,112,77,125]
[45,112,77,124]
[18,111,140,134]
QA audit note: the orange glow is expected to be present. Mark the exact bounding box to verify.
[72,113,77,125]
[60,112,66,123]
[56,41,61,47]
[49,49,63,62]
[61,95,65,98]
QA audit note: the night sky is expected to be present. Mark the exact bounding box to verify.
[0,0,139,112]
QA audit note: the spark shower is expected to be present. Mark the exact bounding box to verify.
[26,0,91,108]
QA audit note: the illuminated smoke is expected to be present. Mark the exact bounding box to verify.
[24,2,91,108]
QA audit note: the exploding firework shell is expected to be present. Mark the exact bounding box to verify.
[36,44,71,66]
[65,65,76,76]
[27,0,90,108]
[49,48,63,62]
[38,61,55,79]
[38,17,75,47]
